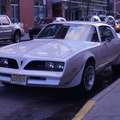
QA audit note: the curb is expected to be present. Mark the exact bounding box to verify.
[72,78,120,120]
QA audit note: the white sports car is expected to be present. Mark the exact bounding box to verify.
[0,21,120,93]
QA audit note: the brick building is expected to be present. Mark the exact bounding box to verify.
[0,0,52,32]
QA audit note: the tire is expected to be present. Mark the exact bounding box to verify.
[1,82,12,87]
[29,35,33,40]
[111,64,120,74]
[12,31,21,43]
[77,61,96,94]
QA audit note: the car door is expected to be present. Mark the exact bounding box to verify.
[98,26,120,66]
[1,16,12,39]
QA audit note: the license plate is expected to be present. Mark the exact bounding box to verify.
[11,75,27,85]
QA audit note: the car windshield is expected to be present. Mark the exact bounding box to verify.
[37,24,93,41]
[99,17,106,21]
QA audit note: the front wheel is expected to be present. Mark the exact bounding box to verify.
[77,62,96,94]
[111,64,120,74]
[29,35,33,40]
[12,31,21,43]
[1,82,13,87]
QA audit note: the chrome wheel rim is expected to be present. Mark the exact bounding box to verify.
[15,33,20,42]
[84,66,95,91]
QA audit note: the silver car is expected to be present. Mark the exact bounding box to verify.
[0,15,25,43]
[0,21,120,93]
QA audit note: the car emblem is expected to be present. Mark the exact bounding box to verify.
[21,61,23,65]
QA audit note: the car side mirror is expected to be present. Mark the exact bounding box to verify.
[105,37,112,42]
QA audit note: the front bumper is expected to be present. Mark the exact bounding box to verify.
[0,68,63,87]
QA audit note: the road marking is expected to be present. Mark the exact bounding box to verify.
[72,100,96,120]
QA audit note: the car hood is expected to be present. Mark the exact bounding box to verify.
[0,39,99,59]
[32,24,45,29]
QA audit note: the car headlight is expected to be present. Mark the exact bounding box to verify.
[45,62,54,69]
[45,62,64,71]
[0,58,8,67]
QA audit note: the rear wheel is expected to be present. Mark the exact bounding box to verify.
[78,61,96,94]
[12,31,21,43]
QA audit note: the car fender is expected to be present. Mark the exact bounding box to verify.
[65,61,86,88]
[113,55,120,65]
[11,23,23,36]
[11,29,21,38]
[64,53,95,88]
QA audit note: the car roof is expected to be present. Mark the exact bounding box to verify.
[49,21,109,27]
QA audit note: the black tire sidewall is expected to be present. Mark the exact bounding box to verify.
[13,31,21,43]
[78,61,96,94]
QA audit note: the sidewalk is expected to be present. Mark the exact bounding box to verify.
[73,78,120,120]
[21,33,29,41]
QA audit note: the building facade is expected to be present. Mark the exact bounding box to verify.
[52,0,108,20]
[107,0,120,18]
[115,0,120,18]
[0,0,118,32]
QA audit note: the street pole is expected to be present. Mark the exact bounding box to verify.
[68,0,71,20]
[43,0,46,18]
[114,0,116,18]
[114,0,120,18]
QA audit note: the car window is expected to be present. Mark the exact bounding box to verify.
[1,16,10,25]
[99,26,115,41]
[37,24,93,41]
[87,26,99,42]
[99,17,106,21]
[65,25,92,41]
[38,24,63,39]
[38,19,53,25]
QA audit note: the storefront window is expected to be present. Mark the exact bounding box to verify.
[11,0,19,4]
[0,0,11,14]
[34,0,46,25]
[11,0,19,23]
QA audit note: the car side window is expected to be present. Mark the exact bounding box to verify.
[1,16,10,25]
[88,26,99,42]
[99,26,115,41]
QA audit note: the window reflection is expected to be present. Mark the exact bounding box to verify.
[11,0,19,23]
[38,24,94,42]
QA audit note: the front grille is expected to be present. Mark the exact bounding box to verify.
[0,58,19,69]
[24,61,45,70]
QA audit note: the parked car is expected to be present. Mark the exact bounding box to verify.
[0,15,25,43]
[90,15,101,22]
[29,17,66,39]
[104,16,117,29]
[0,21,120,93]
[99,14,106,22]
[80,16,91,21]
[95,15,118,32]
